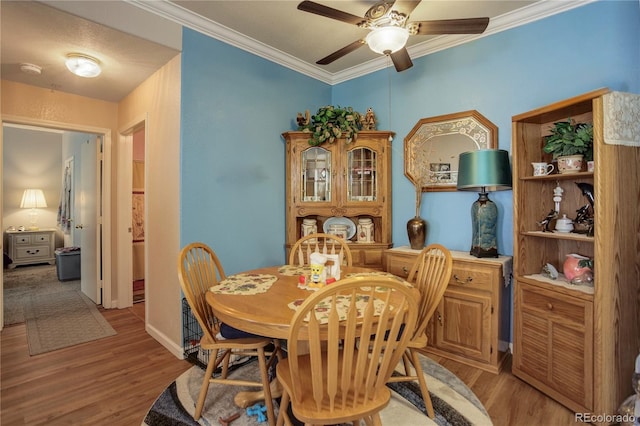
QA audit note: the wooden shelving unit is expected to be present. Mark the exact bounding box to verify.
[511,88,640,417]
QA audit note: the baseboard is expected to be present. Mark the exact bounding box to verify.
[146,322,184,360]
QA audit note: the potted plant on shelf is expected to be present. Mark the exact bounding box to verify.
[297,105,362,146]
[542,119,593,174]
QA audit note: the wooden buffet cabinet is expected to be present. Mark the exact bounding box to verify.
[383,246,512,374]
[511,88,640,416]
[283,131,394,269]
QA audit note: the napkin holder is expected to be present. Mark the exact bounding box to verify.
[324,254,341,281]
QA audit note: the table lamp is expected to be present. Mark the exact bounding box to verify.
[457,150,512,258]
[20,189,48,230]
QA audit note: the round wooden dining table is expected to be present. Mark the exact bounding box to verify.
[205,264,414,412]
[205,264,389,339]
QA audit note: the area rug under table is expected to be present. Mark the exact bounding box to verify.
[143,353,492,426]
[24,290,116,356]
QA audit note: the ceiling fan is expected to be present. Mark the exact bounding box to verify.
[298,0,490,72]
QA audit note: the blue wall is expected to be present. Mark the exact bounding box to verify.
[180,31,330,273]
[180,1,639,274]
[333,0,640,255]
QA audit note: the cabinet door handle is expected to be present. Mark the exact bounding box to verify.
[402,266,409,275]
[26,249,40,255]
[547,303,553,310]
[453,274,473,285]
[437,311,443,326]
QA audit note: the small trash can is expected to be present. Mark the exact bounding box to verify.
[55,247,81,281]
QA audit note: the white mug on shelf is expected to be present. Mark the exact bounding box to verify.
[532,162,554,176]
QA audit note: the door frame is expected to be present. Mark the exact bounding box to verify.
[117,115,148,309]
[0,114,113,327]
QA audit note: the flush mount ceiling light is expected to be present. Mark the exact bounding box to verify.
[65,54,101,78]
[20,63,42,75]
[365,26,410,54]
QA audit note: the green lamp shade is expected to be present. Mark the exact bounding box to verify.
[457,150,512,258]
[457,149,512,192]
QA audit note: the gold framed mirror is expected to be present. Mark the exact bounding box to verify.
[404,110,498,192]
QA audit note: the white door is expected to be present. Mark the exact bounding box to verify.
[79,136,100,303]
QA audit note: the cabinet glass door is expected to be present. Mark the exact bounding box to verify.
[301,147,331,202]
[347,147,377,202]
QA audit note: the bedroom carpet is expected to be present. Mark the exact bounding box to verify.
[3,264,80,325]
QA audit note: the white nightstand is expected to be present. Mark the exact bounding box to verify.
[5,228,56,268]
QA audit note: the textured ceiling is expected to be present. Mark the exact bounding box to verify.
[1,1,180,103]
[1,1,592,103]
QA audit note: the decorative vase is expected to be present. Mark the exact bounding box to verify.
[557,155,584,174]
[563,253,593,284]
[407,216,427,250]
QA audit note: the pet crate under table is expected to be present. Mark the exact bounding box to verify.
[182,298,210,369]
[182,298,275,376]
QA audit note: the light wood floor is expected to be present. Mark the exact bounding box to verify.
[0,303,192,426]
[1,303,576,425]
[422,351,577,425]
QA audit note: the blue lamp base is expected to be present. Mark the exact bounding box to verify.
[470,192,499,258]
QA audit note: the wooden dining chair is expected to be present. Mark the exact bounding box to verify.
[387,243,453,418]
[276,276,418,426]
[289,232,353,267]
[177,242,281,425]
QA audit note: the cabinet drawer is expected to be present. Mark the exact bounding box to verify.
[385,254,415,279]
[15,245,52,260]
[13,235,32,245]
[521,285,587,324]
[32,233,51,244]
[449,263,498,292]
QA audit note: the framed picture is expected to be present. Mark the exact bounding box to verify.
[404,110,498,192]
[132,192,145,241]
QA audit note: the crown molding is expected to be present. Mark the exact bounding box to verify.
[127,0,597,86]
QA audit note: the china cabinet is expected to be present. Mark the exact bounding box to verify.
[383,247,511,373]
[5,228,56,268]
[511,88,640,416]
[283,131,394,269]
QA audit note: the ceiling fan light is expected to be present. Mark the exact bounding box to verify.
[366,26,409,54]
[65,54,101,78]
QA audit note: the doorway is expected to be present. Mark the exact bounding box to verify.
[132,127,146,303]
[116,118,147,309]
[0,117,112,330]
[2,124,99,301]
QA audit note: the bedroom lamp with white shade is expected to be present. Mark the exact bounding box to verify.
[20,189,47,230]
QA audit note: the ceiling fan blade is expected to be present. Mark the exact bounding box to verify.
[391,1,422,16]
[297,1,364,25]
[317,40,366,65]
[412,17,489,35]
[390,47,413,72]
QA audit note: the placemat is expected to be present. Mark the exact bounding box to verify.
[209,273,277,295]
[287,294,386,323]
[277,265,310,276]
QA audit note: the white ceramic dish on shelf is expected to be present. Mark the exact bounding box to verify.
[323,217,356,240]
